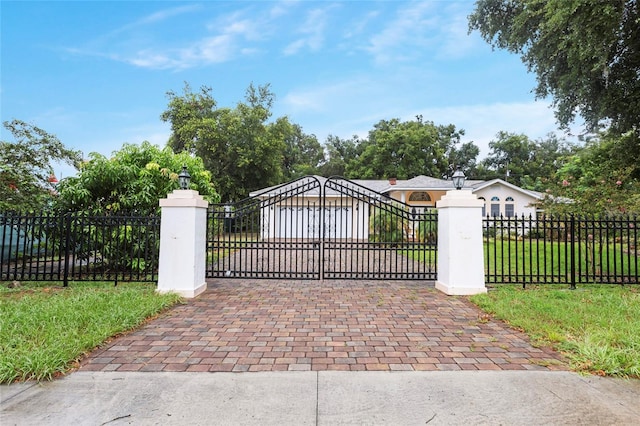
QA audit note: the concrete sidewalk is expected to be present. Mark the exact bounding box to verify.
[2,371,640,425]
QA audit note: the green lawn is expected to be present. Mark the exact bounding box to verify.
[402,245,437,265]
[485,238,639,283]
[470,285,640,378]
[0,281,182,383]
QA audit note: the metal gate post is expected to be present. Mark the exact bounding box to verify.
[570,214,576,290]
[320,183,325,281]
[63,213,72,287]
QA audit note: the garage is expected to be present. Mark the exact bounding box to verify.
[277,206,353,239]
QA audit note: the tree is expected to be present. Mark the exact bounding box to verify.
[55,141,219,213]
[345,117,475,180]
[161,83,287,201]
[318,135,360,177]
[478,131,574,190]
[479,132,536,184]
[273,119,324,180]
[447,141,480,179]
[0,120,81,211]
[542,130,640,214]
[469,0,640,134]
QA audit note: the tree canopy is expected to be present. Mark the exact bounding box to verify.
[476,131,574,190]
[54,142,219,213]
[0,120,80,211]
[469,0,640,135]
[542,130,640,214]
[276,120,324,181]
[161,82,304,201]
[345,117,477,180]
[317,135,360,177]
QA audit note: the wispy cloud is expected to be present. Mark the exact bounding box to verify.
[100,4,203,41]
[125,34,237,70]
[283,77,562,153]
[435,3,485,60]
[282,76,376,113]
[364,1,438,64]
[65,4,268,71]
[283,5,337,56]
[413,102,562,155]
[361,1,482,65]
[269,0,299,19]
[343,10,379,40]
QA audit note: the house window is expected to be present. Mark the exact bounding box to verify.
[478,197,486,216]
[505,197,515,217]
[409,191,431,201]
[490,196,500,217]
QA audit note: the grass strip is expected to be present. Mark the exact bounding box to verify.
[0,281,182,383]
[469,284,640,378]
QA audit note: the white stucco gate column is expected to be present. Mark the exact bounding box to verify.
[435,189,487,295]
[157,189,209,298]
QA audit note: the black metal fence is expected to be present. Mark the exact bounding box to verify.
[5,207,637,287]
[484,214,639,287]
[1,211,160,285]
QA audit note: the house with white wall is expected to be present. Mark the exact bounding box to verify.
[248,175,543,240]
[369,175,543,217]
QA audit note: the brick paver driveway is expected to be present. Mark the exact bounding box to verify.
[81,280,567,373]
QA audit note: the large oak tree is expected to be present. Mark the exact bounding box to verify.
[469,0,640,134]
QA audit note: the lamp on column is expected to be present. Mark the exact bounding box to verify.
[178,165,191,190]
[452,167,465,190]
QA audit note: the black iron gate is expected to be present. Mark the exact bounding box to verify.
[206,176,437,280]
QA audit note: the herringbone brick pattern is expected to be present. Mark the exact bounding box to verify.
[80,281,567,373]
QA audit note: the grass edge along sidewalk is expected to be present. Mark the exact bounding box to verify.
[0,281,182,383]
[1,281,639,383]
[470,284,640,378]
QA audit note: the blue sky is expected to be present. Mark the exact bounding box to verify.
[2,1,571,180]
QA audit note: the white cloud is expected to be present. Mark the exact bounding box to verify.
[283,39,307,56]
[66,4,269,71]
[365,2,438,64]
[100,4,203,41]
[282,82,566,159]
[137,5,202,26]
[282,76,376,113]
[411,102,564,156]
[121,122,171,147]
[343,10,379,40]
[436,4,484,60]
[283,5,336,56]
[269,0,300,19]
[361,1,486,65]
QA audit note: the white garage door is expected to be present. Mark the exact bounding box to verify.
[277,206,352,239]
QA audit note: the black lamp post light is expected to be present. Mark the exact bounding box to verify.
[178,165,191,190]
[452,167,466,190]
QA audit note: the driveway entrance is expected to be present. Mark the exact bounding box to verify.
[206,177,437,280]
[80,280,566,372]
